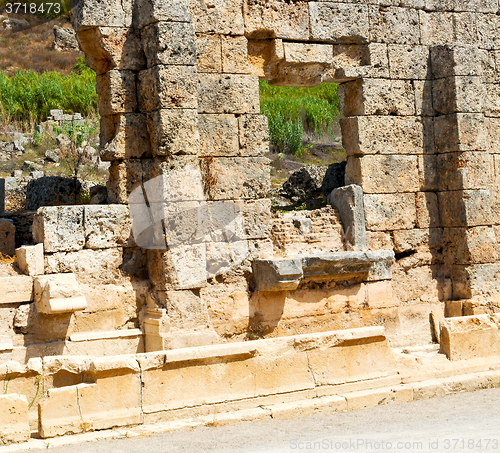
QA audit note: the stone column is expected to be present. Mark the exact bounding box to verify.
[431,45,498,301]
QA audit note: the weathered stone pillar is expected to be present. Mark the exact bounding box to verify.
[72,0,272,349]
[431,45,498,301]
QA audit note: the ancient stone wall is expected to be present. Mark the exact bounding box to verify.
[61,0,500,348]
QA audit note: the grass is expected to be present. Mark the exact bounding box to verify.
[259,80,341,155]
[0,57,97,129]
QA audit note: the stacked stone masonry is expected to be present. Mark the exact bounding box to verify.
[5,0,500,444]
[67,0,500,346]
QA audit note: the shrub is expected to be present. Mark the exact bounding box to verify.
[260,80,340,154]
[0,58,97,129]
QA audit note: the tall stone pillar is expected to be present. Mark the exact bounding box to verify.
[72,0,272,349]
[431,46,499,301]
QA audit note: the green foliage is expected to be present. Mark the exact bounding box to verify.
[32,128,42,146]
[0,61,97,129]
[260,80,340,155]
[267,111,304,156]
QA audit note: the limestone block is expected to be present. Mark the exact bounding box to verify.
[430,45,491,78]
[141,356,255,412]
[38,386,82,438]
[268,396,347,420]
[433,76,485,115]
[484,83,500,117]
[78,372,142,431]
[33,206,85,253]
[369,5,420,44]
[329,184,366,251]
[393,229,431,254]
[156,290,210,330]
[283,42,332,65]
[44,248,123,283]
[147,246,207,291]
[199,114,238,157]
[452,12,478,46]
[16,243,44,276]
[0,218,15,256]
[414,80,434,117]
[309,2,369,43]
[188,0,244,35]
[444,226,497,265]
[306,328,397,386]
[140,156,202,204]
[34,273,87,314]
[340,79,415,117]
[440,315,500,360]
[100,113,151,161]
[418,154,438,192]
[196,34,222,73]
[96,70,137,116]
[445,300,463,317]
[198,74,259,114]
[419,11,454,46]
[486,117,500,152]
[436,152,492,191]
[330,43,369,69]
[0,276,33,303]
[200,157,270,200]
[71,0,132,29]
[84,205,131,249]
[415,192,439,228]
[452,264,500,299]
[0,394,29,443]
[244,0,309,40]
[159,330,220,350]
[477,12,500,50]
[345,155,420,194]
[141,22,196,68]
[76,27,145,75]
[107,159,143,204]
[341,386,412,412]
[364,193,416,231]
[253,352,315,397]
[247,39,282,79]
[147,109,199,156]
[238,114,269,156]
[340,116,424,156]
[434,113,487,153]
[438,190,493,227]
[453,0,498,12]
[253,258,303,291]
[236,198,272,239]
[222,36,250,74]
[138,65,198,112]
[135,0,191,29]
[302,251,393,282]
[388,44,430,80]
[366,231,393,251]
[0,336,13,351]
[266,60,326,87]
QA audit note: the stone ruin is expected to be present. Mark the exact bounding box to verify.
[3,0,500,444]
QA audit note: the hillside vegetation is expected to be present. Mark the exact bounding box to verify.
[259,81,341,156]
[0,58,97,129]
